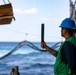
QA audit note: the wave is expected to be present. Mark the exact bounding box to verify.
[0,52,55,75]
[31,63,54,68]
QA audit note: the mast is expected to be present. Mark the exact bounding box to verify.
[69,0,76,37]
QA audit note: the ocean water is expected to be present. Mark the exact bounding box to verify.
[0,42,60,75]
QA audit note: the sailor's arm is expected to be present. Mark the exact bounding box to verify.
[41,42,58,57]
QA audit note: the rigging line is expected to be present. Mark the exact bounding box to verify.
[8,0,10,3]
[0,41,46,60]
[0,27,61,38]
[51,42,62,49]
[23,40,61,50]
[27,43,46,51]
[3,0,6,4]
[22,41,62,50]
[0,41,61,60]
[23,41,40,48]
[27,44,47,52]
[19,40,47,51]
[52,46,60,49]
[0,43,22,60]
[3,0,10,4]
[0,27,25,34]
[0,27,40,36]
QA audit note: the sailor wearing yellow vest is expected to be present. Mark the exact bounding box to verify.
[41,18,76,75]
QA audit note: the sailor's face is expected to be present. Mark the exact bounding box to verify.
[61,28,67,37]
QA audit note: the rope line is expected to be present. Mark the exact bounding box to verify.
[0,27,61,39]
[3,0,11,4]
[0,41,61,60]
[3,0,6,4]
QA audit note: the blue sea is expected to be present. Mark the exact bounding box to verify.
[0,42,60,75]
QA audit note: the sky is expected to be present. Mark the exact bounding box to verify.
[0,0,72,42]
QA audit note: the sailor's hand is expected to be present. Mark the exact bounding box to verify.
[41,41,47,49]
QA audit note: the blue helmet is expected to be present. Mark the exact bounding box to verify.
[59,18,76,31]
